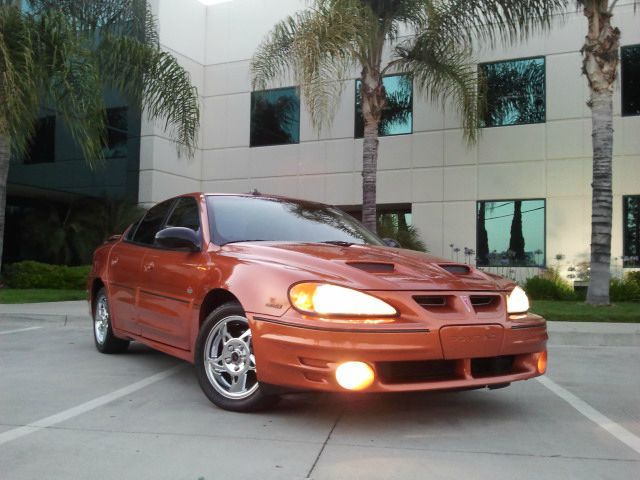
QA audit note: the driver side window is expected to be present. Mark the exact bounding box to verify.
[131,199,175,246]
[166,197,200,232]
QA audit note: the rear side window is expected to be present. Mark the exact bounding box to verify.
[132,199,174,245]
[166,197,200,231]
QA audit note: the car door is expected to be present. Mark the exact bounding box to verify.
[111,198,176,335]
[107,222,144,335]
[137,196,207,350]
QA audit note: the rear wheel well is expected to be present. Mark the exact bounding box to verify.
[91,279,105,316]
[199,289,242,327]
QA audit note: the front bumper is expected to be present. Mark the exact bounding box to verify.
[249,314,547,393]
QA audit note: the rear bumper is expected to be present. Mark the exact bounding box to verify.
[250,315,547,393]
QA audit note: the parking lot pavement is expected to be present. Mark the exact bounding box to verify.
[1,313,639,480]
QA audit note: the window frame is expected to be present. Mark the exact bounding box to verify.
[621,44,640,117]
[354,73,414,138]
[623,194,640,268]
[249,86,301,148]
[475,197,547,268]
[478,55,547,129]
[125,197,204,251]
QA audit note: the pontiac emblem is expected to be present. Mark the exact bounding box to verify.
[460,295,473,313]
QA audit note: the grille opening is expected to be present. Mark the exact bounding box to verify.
[347,262,395,273]
[471,356,514,378]
[377,360,457,384]
[414,295,447,307]
[470,296,497,307]
[439,264,471,275]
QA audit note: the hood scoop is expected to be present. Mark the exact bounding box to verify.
[346,262,395,274]
[439,264,471,275]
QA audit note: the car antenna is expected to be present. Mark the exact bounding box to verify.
[250,189,261,196]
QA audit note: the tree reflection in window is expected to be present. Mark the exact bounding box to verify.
[623,195,640,267]
[103,107,128,158]
[355,74,413,138]
[622,45,640,117]
[479,57,545,127]
[476,199,545,267]
[250,87,300,147]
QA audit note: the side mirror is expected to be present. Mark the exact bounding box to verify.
[155,227,201,252]
[382,237,401,248]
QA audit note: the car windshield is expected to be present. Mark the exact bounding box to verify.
[206,195,384,246]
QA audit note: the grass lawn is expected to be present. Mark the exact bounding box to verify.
[531,300,640,323]
[0,289,86,304]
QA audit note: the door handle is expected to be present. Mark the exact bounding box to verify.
[143,261,155,272]
[110,256,119,266]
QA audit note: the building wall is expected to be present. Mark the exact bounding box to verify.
[145,0,640,275]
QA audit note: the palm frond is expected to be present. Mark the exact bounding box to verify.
[433,0,569,49]
[0,5,40,155]
[395,32,479,143]
[251,0,366,130]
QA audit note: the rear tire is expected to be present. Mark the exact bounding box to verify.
[195,302,278,412]
[93,287,130,354]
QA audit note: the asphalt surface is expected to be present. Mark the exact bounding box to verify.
[1,304,639,480]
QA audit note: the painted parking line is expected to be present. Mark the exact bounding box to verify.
[537,376,640,455]
[0,364,185,447]
[0,326,43,335]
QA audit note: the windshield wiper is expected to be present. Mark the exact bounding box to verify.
[320,240,355,247]
[223,239,269,245]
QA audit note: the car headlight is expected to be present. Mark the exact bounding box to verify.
[507,286,530,314]
[289,282,397,317]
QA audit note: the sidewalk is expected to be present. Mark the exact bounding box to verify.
[0,300,89,325]
[1,301,639,346]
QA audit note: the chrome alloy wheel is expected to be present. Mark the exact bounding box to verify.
[203,315,258,400]
[94,295,109,345]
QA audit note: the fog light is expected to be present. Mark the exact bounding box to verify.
[537,350,547,374]
[335,361,375,390]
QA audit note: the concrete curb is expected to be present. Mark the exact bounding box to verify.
[547,321,640,347]
[1,303,639,347]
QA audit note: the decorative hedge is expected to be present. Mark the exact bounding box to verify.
[2,261,91,290]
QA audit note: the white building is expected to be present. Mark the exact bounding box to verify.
[140,0,640,279]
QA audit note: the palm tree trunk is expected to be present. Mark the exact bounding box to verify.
[360,67,385,233]
[0,134,10,274]
[582,2,620,305]
[509,200,525,264]
[587,89,614,305]
[477,202,489,265]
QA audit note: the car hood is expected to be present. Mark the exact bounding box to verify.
[219,242,513,292]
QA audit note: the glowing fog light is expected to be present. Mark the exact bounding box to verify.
[507,286,530,314]
[537,350,547,374]
[335,362,375,390]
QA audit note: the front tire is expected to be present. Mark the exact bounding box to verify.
[195,302,277,412]
[93,288,130,354]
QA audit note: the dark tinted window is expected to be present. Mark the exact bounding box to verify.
[479,57,545,127]
[132,199,174,245]
[250,87,300,147]
[623,195,640,267]
[125,215,144,241]
[104,107,128,158]
[355,74,412,138]
[24,116,55,164]
[166,197,200,231]
[476,199,545,267]
[207,196,384,246]
[622,45,640,117]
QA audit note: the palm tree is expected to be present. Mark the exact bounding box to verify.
[577,0,637,305]
[251,0,567,232]
[0,0,200,272]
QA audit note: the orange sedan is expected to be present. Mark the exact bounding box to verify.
[88,193,547,411]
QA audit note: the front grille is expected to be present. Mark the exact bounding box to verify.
[469,295,495,307]
[377,360,457,384]
[471,356,514,378]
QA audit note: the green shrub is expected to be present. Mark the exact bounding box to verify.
[610,278,640,302]
[625,271,640,285]
[524,275,576,301]
[3,261,91,290]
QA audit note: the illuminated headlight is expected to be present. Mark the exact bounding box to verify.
[289,283,397,317]
[507,286,530,314]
